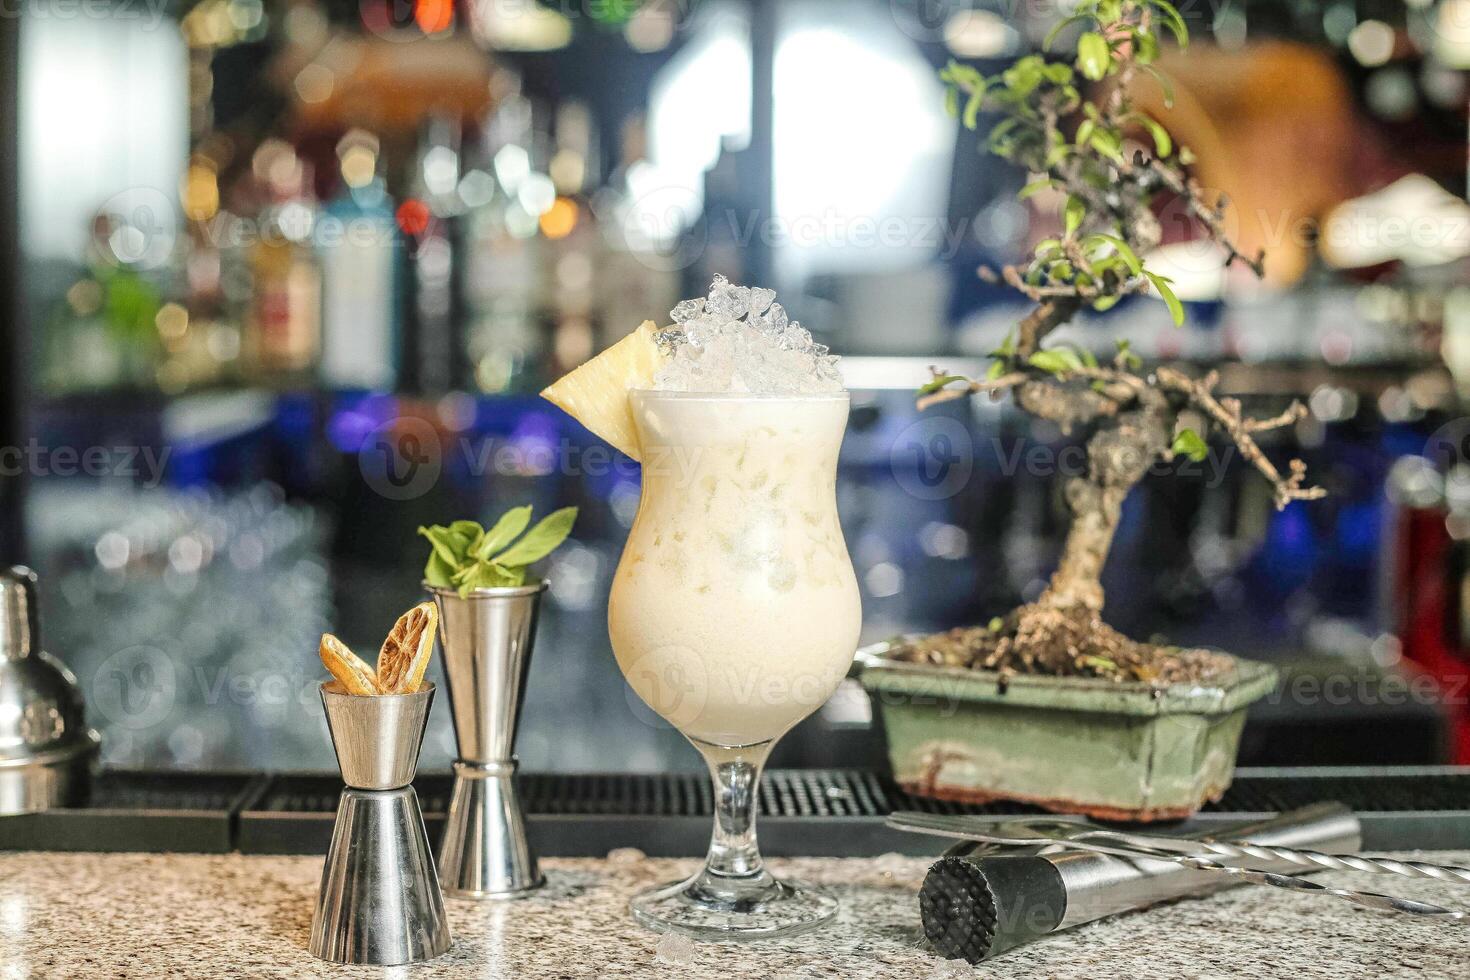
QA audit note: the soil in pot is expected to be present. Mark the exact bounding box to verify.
[892,603,1235,687]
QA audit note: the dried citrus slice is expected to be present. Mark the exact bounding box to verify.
[320,634,380,696]
[540,320,664,462]
[376,602,438,695]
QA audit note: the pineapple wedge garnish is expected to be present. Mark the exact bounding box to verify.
[540,320,664,462]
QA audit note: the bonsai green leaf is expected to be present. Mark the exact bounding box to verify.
[1172,428,1209,463]
[1144,269,1185,325]
[988,617,1004,632]
[1028,349,1082,375]
[1140,64,1175,107]
[1018,179,1054,200]
[1132,112,1172,158]
[1076,31,1111,81]
[1063,196,1086,238]
[944,86,959,119]
[1043,12,1087,50]
[1087,233,1142,275]
[1115,338,1143,369]
[1089,128,1125,163]
[1147,0,1189,46]
[1092,294,1121,312]
[962,89,985,130]
[985,359,1006,380]
[493,506,579,568]
[1134,28,1159,65]
[1042,63,1074,84]
[1081,655,1119,672]
[1075,118,1095,149]
[919,373,969,395]
[473,505,533,560]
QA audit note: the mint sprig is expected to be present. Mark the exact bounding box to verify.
[420,506,578,597]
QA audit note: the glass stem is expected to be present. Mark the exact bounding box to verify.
[696,739,774,881]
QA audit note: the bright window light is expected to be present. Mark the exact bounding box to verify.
[773,3,951,277]
[20,15,187,263]
[646,3,752,234]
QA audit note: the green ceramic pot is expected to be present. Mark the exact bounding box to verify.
[857,640,1278,822]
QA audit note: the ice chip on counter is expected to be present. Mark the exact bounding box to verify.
[655,931,698,966]
[606,847,647,865]
[655,274,844,395]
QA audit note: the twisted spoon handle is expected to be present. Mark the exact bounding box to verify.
[1167,854,1469,921]
[1084,830,1470,887]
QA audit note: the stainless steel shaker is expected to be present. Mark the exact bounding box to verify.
[0,566,100,816]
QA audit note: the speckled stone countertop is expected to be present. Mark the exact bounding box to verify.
[1,850,1466,979]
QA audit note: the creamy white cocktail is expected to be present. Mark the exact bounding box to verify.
[610,390,860,747]
[542,275,861,939]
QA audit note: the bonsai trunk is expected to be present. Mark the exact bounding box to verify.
[1038,405,1170,613]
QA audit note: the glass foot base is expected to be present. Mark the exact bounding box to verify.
[630,872,837,940]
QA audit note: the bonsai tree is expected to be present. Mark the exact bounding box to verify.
[914,0,1325,682]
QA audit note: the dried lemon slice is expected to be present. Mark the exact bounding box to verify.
[540,320,664,462]
[320,634,380,696]
[376,601,438,695]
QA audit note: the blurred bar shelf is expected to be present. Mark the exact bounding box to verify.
[6,767,1470,855]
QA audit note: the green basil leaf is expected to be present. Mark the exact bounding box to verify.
[424,549,455,588]
[418,526,466,568]
[473,505,533,560]
[492,506,579,568]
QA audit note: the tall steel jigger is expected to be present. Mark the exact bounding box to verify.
[428,581,546,899]
[309,681,452,966]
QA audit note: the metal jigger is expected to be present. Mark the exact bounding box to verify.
[427,581,546,899]
[309,681,452,966]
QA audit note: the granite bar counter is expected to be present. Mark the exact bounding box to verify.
[0,851,1464,979]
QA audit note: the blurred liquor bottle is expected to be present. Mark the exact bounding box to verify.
[320,130,401,392]
[461,77,546,393]
[543,100,599,380]
[593,114,679,353]
[243,141,322,383]
[404,113,467,396]
[41,218,164,394]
